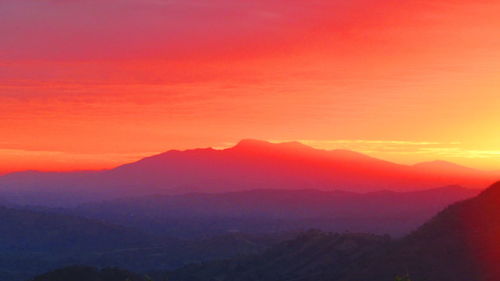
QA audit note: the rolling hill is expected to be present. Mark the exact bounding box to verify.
[0,205,163,281]
[29,266,151,281]
[25,181,500,281]
[0,205,291,281]
[348,180,500,281]
[164,181,500,281]
[0,206,157,253]
[166,231,391,281]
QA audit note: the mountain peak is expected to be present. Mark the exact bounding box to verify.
[233,139,272,148]
[231,139,313,152]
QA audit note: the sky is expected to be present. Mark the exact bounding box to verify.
[1,0,500,174]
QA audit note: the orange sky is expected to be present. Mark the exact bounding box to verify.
[1,0,500,174]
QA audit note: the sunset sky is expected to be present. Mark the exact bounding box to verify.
[1,0,500,174]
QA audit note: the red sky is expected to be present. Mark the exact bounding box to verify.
[1,0,500,174]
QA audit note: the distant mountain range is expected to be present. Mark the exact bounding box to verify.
[72,185,479,238]
[162,181,500,281]
[0,139,497,207]
[0,184,478,280]
[23,181,500,281]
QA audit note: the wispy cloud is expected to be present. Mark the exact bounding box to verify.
[267,139,500,164]
[420,148,500,159]
[0,149,154,159]
[299,140,459,146]
[0,149,157,174]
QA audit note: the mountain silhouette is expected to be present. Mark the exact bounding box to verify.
[0,205,165,281]
[0,139,497,206]
[164,181,500,281]
[351,180,500,281]
[0,204,293,281]
[167,231,391,281]
[29,266,151,281]
[0,206,156,253]
[23,181,500,281]
[412,160,492,179]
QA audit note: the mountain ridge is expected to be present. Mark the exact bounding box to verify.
[71,185,479,238]
[162,181,500,281]
[0,139,498,206]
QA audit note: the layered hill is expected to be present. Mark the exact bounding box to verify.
[0,205,291,281]
[167,231,391,281]
[0,206,156,253]
[73,186,478,237]
[24,181,500,281]
[29,266,151,281]
[165,181,500,281]
[348,180,500,281]
[0,206,163,281]
[0,140,497,206]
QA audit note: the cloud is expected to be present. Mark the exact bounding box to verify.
[0,148,157,174]
[0,0,371,61]
[0,148,155,161]
[300,140,457,146]
[288,140,500,162]
[420,148,500,159]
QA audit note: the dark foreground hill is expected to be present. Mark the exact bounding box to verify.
[164,181,500,281]
[348,180,500,281]
[28,232,389,281]
[166,231,391,281]
[29,266,152,281]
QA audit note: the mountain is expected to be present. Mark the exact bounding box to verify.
[0,206,157,253]
[0,205,164,281]
[26,181,500,281]
[164,181,500,281]
[413,160,480,173]
[71,231,294,271]
[73,186,479,237]
[0,205,293,281]
[347,180,500,281]
[166,231,391,281]
[0,139,497,206]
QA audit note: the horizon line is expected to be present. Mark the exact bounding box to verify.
[1,138,499,175]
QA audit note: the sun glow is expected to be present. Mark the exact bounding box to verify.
[1,0,500,173]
